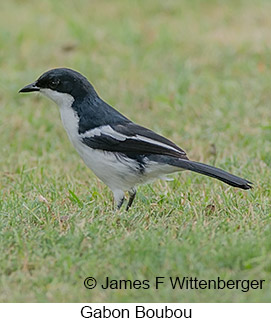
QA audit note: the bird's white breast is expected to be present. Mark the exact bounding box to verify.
[59,103,80,147]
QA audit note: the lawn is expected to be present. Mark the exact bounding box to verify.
[0,0,271,302]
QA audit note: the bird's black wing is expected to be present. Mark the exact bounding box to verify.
[81,122,188,159]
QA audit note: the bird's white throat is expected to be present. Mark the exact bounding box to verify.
[40,88,74,108]
[40,88,79,146]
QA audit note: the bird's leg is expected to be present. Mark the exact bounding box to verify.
[117,197,125,209]
[113,190,125,210]
[126,189,137,211]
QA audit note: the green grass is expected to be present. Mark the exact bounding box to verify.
[0,0,271,302]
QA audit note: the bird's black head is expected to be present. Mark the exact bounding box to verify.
[19,68,97,104]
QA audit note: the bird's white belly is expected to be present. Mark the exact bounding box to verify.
[78,145,142,191]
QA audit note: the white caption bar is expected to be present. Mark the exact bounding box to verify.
[0,303,269,322]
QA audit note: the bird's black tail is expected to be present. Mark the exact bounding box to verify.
[173,159,253,190]
[149,155,253,190]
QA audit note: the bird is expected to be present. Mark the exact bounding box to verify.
[19,68,252,210]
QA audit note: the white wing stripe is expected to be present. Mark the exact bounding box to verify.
[134,135,180,153]
[81,125,181,153]
[81,125,126,141]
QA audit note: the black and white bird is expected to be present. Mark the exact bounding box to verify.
[19,68,252,210]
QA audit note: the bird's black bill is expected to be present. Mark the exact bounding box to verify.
[19,82,40,93]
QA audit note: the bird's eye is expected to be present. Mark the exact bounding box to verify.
[50,79,60,89]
